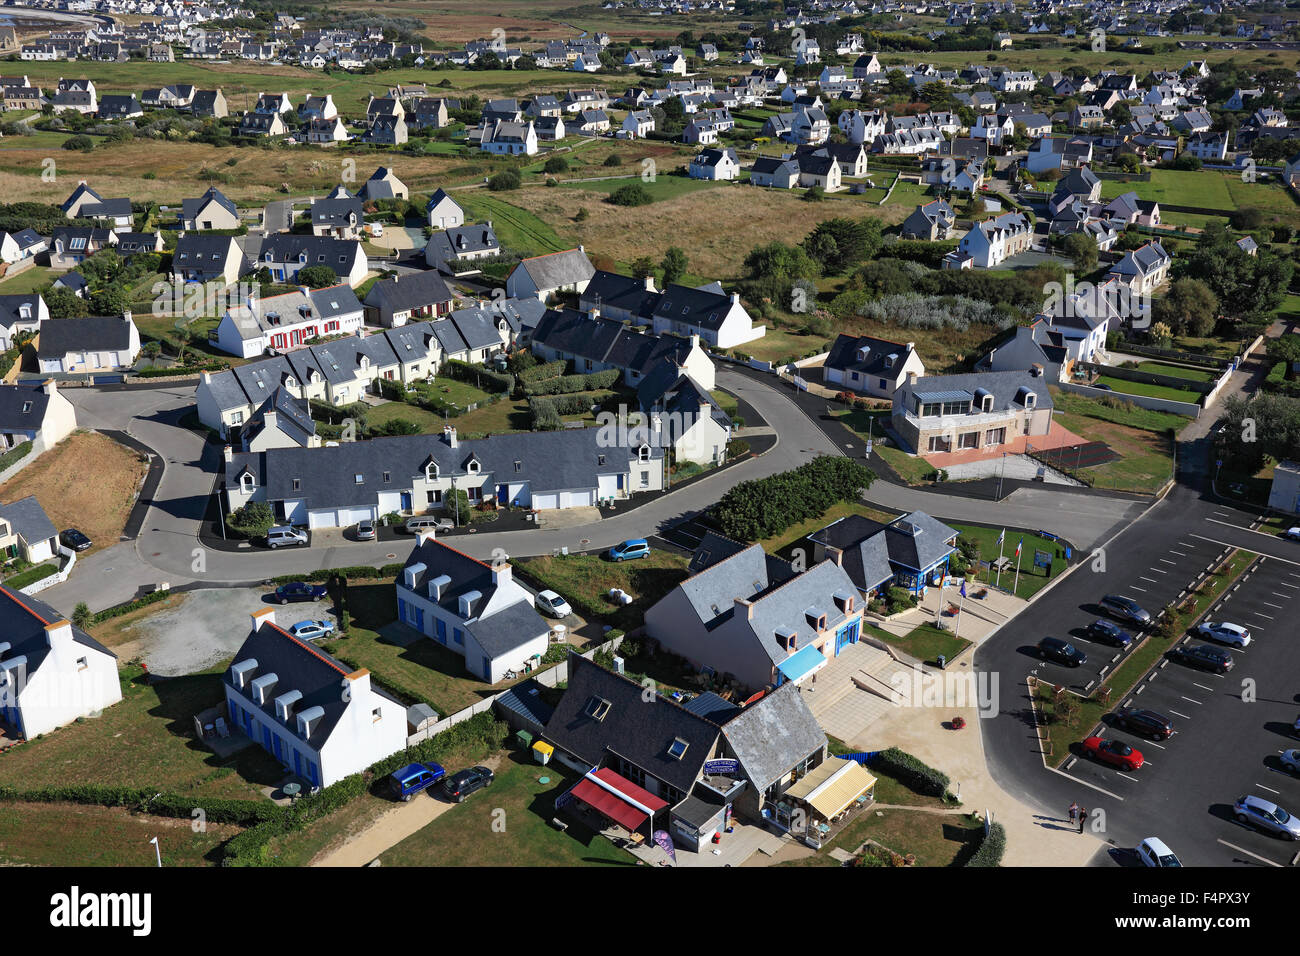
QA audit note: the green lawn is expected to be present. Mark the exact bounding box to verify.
[380,751,637,867]
[875,442,937,485]
[565,173,724,203]
[1099,169,1300,227]
[950,524,1070,600]
[1094,376,1201,404]
[1133,361,1215,383]
[783,806,983,867]
[516,550,691,633]
[364,400,449,435]
[454,388,616,436]
[710,389,739,419]
[866,622,971,665]
[1053,410,1175,494]
[731,326,830,365]
[0,665,282,802]
[1049,389,1187,432]
[458,192,568,257]
[0,265,55,294]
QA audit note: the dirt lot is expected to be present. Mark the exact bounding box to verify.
[0,430,147,556]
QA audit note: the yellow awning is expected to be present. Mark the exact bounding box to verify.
[788,760,876,820]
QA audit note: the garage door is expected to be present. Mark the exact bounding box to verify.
[308,510,338,530]
[337,506,375,526]
[533,493,559,510]
[560,490,593,508]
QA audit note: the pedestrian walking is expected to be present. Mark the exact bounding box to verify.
[1068,802,1079,824]
[1078,807,1088,834]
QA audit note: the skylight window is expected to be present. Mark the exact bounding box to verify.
[667,738,689,760]
[583,696,611,721]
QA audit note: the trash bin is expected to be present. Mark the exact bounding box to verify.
[532,740,554,765]
[937,655,947,670]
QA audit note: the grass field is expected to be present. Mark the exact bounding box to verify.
[1099,169,1300,226]
[379,750,635,867]
[867,621,971,665]
[0,801,241,866]
[782,806,984,867]
[0,265,56,295]
[0,665,282,802]
[517,550,691,633]
[733,326,830,365]
[1053,411,1175,494]
[0,430,147,557]
[875,442,938,485]
[1093,375,1202,403]
[1132,361,1215,383]
[950,523,1070,600]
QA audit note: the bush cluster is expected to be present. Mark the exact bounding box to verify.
[712,458,876,541]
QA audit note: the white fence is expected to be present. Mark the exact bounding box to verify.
[19,544,77,597]
[1056,381,1201,418]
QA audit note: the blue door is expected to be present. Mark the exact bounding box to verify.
[273,735,283,761]
[498,484,508,504]
[400,492,412,511]
[293,750,303,777]
[835,621,860,655]
[483,658,492,681]
[261,724,272,751]
[617,474,624,490]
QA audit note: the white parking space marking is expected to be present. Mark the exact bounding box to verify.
[1252,612,1274,620]
[1192,682,1215,692]
[1216,839,1282,867]
[1131,586,1147,592]
[1262,601,1285,609]
[1139,576,1158,584]
[1254,782,1280,795]
[1146,741,1166,750]
[1169,550,1187,556]
[1271,592,1292,599]
[1169,709,1190,719]
[1158,558,1177,566]
[1179,696,1203,704]
[1116,772,1140,783]
[1052,766,1125,801]
[1148,567,1167,574]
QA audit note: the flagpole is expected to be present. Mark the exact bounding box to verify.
[995,530,1006,589]
[1013,541,1023,595]
[954,590,964,641]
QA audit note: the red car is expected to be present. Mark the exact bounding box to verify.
[1082,736,1144,770]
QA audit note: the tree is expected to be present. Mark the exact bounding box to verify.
[1148,320,1173,347]
[296,265,338,288]
[72,602,92,630]
[742,241,820,303]
[62,134,94,151]
[44,287,90,319]
[91,285,131,317]
[228,501,274,538]
[661,246,688,285]
[1152,278,1218,337]
[487,169,522,191]
[802,217,884,274]
[1179,225,1294,325]
[1062,232,1099,273]
[630,256,655,279]
[1266,333,1300,380]
[543,155,569,174]
[608,183,653,206]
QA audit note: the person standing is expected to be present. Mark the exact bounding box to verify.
[1068,802,1079,825]
[1078,807,1088,834]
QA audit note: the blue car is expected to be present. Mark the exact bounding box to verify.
[275,581,328,605]
[389,762,447,801]
[1086,619,1132,648]
[608,539,651,562]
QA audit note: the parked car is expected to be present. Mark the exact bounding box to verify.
[1113,707,1173,740]
[608,539,650,562]
[1282,527,1300,542]
[1037,637,1086,667]
[534,589,572,618]
[388,762,446,801]
[289,619,336,641]
[355,519,376,541]
[442,766,494,803]
[1136,837,1181,868]
[275,581,328,604]
[1168,642,1234,673]
[1194,621,1251,647]
[370,222,384,238]
[1082,736,1144,770]
[1280,750,1300,775]
[1233,794,1300,840]
[1093,383,1113,391]
[1099,594,1152,626]
[1085,619,1132,647]
[60,528,92,552]
[405,515,454,534]
[267,525,309,549]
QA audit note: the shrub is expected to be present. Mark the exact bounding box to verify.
[487,169,522,191]
[517,359,568,384]
[543,155,569,174]
[712,458,876,541]
[523,368,620,395]
[63,134,94,151]
[607,183,653,206]
[603,153,621,167]
[965,821,1006,867]
[867,747,951,799]
[90,588,172,625]
[296,265,338,289]
[442,359,513,395]
[227,501,274,539]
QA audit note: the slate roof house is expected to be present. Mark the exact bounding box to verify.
[0,379,76,456]
[222,423,666,529]
[426,189,464,230]
[0,293,46,352]
[363,270,455,327]
[506,247,596,301]
[424,224,501,273]
[808,511,959,598]
[171,234,246,285]
[543,653,830,852]
[224,607,407,789]
[60,182,133,232]
[823,334,925,399]
[252,235,367,287]
[0,495,58,566]
[891,369,1055,456]
[644,537,867,694]
[901,199,957,241]
[180,187,240,231]
[215,284,364,359]
[37,315,141,374]
[0,585,122,740]
[395,534,551,684]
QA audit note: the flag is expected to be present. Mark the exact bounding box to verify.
[1015,538,1023,558]
[959,580,967,598]
[996,529,1005,547]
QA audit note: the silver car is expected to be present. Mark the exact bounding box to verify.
[1233,794,1300,839]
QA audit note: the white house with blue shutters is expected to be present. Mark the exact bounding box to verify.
[395,534,551,684]
[223,607,407,789]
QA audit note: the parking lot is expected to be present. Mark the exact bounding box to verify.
[1023,532,1233,695]
[1056,552,1300,866]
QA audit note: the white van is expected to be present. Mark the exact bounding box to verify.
[267,525,309,549]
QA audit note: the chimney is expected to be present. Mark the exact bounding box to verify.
[42,378,58,396]
[492,563,513,587]
[344,668,371,699]
[906,341,914,351]
[250,606,275,632]
[443,425,458,448]
[644,275,656,292]
[734,597,754,620]
[263,409,278,431]
[223,444,233,463]
[44,619,73,648]
[689,333,699,350]
[729,292,739,305]
[827,545,844,567]
[907,371,918,386]
[578,244,585,254]
[201,371,212,385]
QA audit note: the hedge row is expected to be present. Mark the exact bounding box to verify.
[867,747,952,799]
[269,563,406,586]
[0,440,32,473]
[0,784,279,827]
[91,587,172,625]
[523,369,620,396]
[443,358,514,395]
[517,359,568,384]
[965,821,1006,867]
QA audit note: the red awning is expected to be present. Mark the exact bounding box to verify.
[570,768,668,833]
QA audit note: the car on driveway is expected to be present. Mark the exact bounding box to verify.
[1082,736,1144,770]
[1194,621,1251,647]
[1099,594,1152,627]
[1113,707,1173,740]
[1167,642,1234,673]
[60,528,92,552]
[534,589,572,617]
[355,519,376,541]
[1136,837,1181,867]
[1280,750,1300,775]
[608,539,650,562]
[442,766,494,803]
[1233,794,1300,840]
[290,619,336,641]
[275,581,328,604]
[389,762,446,801]
[1085,619,1132,647]
[1037,637,1086,667]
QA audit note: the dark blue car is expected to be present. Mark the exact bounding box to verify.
[389,762,447,801]
[1086,619,1133,647]
[275,581,328,605]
